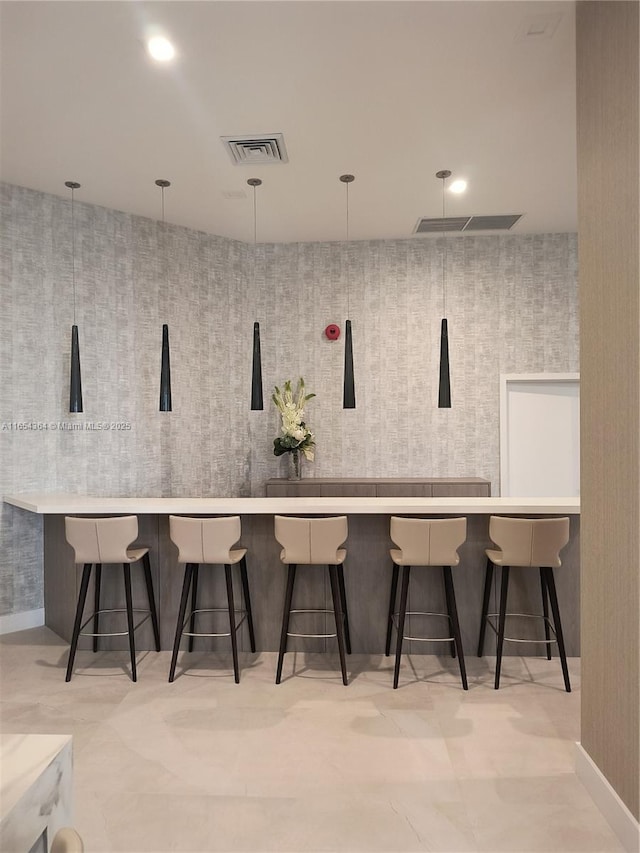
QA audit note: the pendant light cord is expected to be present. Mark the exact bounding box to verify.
[161,185,166,323]
[247,178,262,315]
[65,181,81,327]
[163,188,166,323]
[71,186,77,325]
[339,174,355,317]
[155,179,171,321]
[345,180,351,317]
[253,183,257,297]
[252,183,257,246]
[441,174,447,318]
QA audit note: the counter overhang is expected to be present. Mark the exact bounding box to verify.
[4,493,580,515]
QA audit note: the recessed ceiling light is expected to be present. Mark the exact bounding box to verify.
[449,180,467,194]
[147,36,175,62]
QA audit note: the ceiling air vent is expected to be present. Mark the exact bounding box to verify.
[221,133,289,165]
[414,216,470,234]
[463,214,522,231]
[414,213,523,235]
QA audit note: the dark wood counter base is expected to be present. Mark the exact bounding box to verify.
[44,513,580,657]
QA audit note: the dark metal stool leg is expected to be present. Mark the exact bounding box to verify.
[393,565,411,688]
[443,565,468,690]
[337,563,351,655]
[494,565,510,689]
[540,567,552,660]
[385,563,399,656]
[276,564,297,684]
[142,552,161,652]
[225,564,240,684]
[239,556,256,653]
[92,563,102,653]
[328,564,348,685]
[169,563,193,682]
[442,566,456,658]
[123,563,137,682]
[188,564,200,652]
[543,567,571,692]
[477,557,494,656]
[66,563,92,682]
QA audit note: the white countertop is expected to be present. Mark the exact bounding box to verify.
[0,733,73,852]
[3,493,580,515]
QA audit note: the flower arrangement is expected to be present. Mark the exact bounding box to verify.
[272,378,315,476]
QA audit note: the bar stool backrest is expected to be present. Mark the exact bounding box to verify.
[169,515,242,564]
[274,515,348,564]
[65,515,138,564]
[488,516,570,567]
[390,516,466,566]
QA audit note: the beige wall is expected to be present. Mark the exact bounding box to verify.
[576,1,640,820]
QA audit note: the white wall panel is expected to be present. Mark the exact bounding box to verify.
[500,374,580,497]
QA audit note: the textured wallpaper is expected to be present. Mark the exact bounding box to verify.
[0,182,578,616]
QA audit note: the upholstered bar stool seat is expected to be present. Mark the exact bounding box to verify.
[386,516,468,689]
[477,515,571,691]
[168,515,256,683]
[64,515,160,682]
[274,515,351,685]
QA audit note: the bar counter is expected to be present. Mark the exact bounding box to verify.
[4,493,580,658]
[4,493,579,516]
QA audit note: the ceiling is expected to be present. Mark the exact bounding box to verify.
[0,0,577,244]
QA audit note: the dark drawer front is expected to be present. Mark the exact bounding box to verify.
[320,484,377,497]
[376,484,433,497]
[431,483,491,497]
[265,483,323,497]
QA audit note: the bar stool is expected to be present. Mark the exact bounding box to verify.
[64,515,160,682]
[386,516,468,689]
[477,515,571,692]
[168,515,256,683]
[274,515,350,685]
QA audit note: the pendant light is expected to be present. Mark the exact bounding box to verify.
[340,174,356,408]
[248,178,264,410]
[65,181,83,413]
[436,169,452,408]
[156,179,172,411]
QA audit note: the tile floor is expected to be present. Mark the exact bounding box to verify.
[0,628,624,852]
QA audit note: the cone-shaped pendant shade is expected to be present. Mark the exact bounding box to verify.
[159,324,172,411]
[69,324,83,413]
[343,319,356,408]
[250,321,264,410]
[438,318,451,408]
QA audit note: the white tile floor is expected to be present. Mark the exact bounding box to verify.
[0,628,624,852]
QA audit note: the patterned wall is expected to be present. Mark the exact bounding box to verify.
[0,182,578,617]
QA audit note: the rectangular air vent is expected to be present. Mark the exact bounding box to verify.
[414,216,470,234]
[221,133,288,165]
[463,214,522,231]
[414,214,523,235]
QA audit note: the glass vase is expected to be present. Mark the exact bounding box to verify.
[288,449,302,480]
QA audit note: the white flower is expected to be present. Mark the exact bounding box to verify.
[272,378,316,461]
